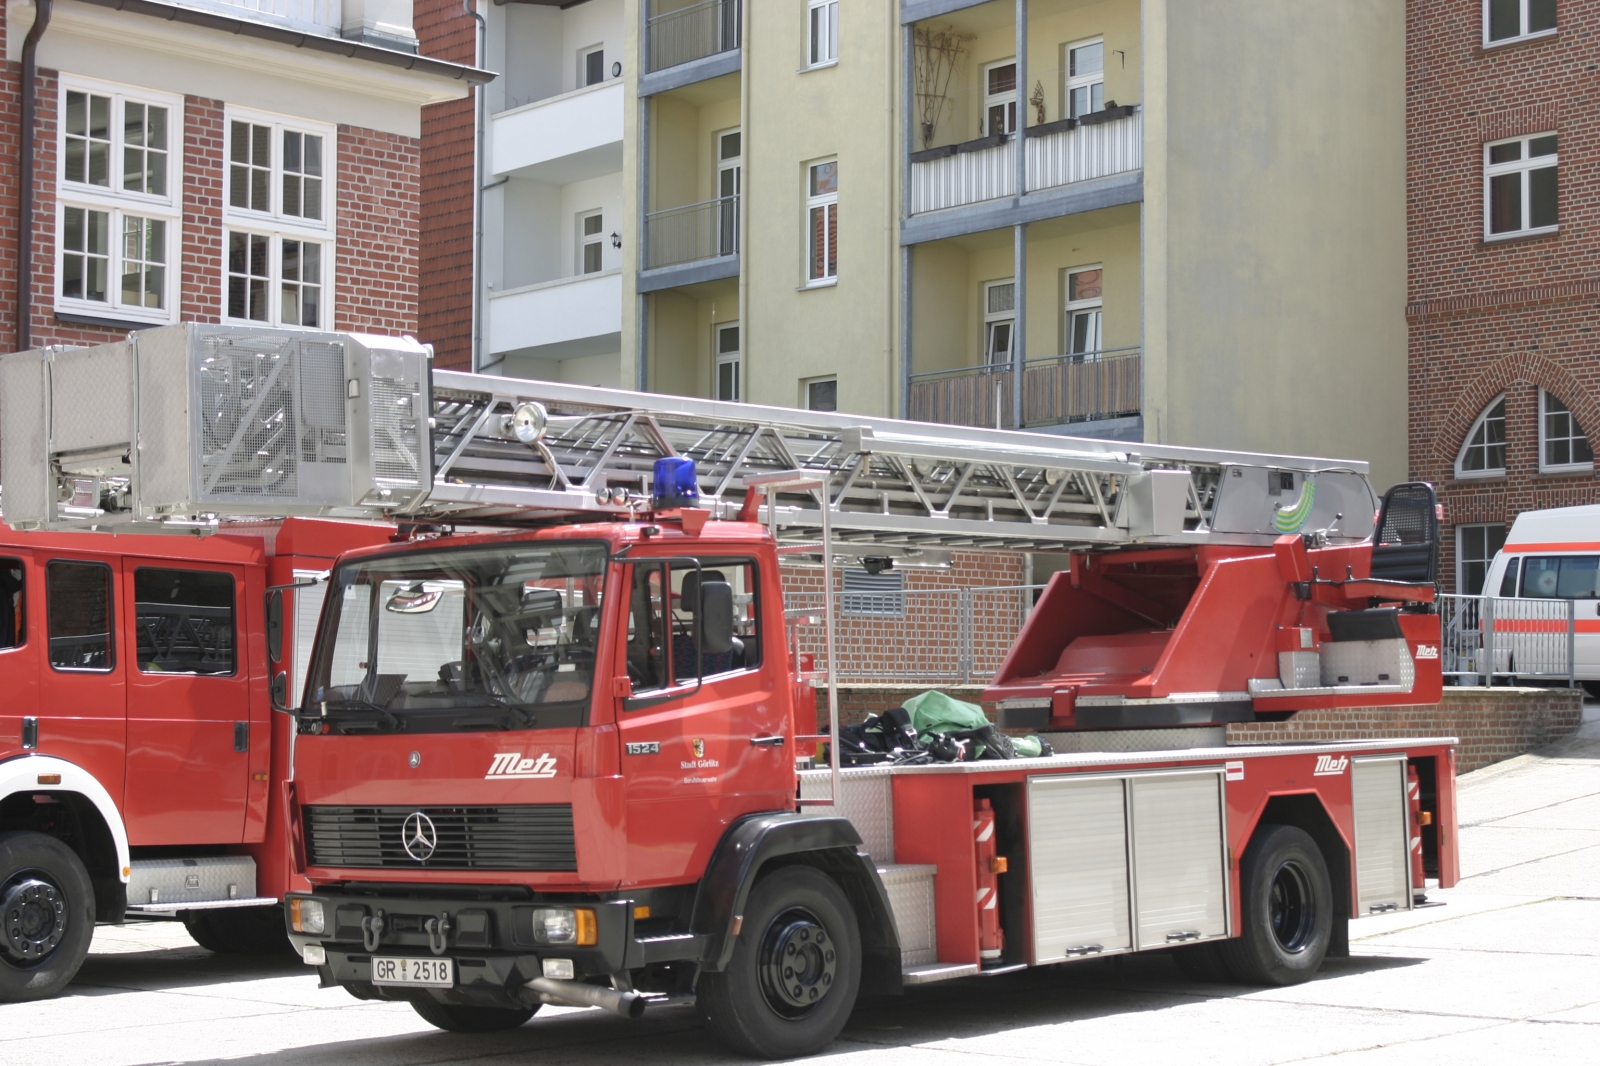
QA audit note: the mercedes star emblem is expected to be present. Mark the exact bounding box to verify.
[401,812,437,862]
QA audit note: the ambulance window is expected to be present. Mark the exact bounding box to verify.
[1499,557,1519,597]
[626,562,669,692]
[1519,556,1600,599]
[0,559,23,650]
[47,560,113,671]
[134,568,236,675]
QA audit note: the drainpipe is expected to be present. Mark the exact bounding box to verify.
[19,0,53,352]
[464,0,487,371]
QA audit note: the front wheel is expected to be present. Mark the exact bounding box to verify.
[1217,824,1333,986]
[409,996,539,1032]
[698,865,862,1059]
[0,831,96,1002]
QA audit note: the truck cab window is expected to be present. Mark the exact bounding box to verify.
[0,560,23,650]
[47,560,114,671]
[134,568,236,675]
[628,558,762,694]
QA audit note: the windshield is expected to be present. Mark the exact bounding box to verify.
[307,541,609,733]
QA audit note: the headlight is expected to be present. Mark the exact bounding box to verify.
[531,907,596,946]
[289,897,326,936]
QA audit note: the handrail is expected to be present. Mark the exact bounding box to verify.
[909,345,1140,381]
[645,0,723,25]
[645,195,736,220]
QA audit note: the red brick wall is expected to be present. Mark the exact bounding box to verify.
[1407,0,1600,589]
[415,0,478,370]
[335,125,421,335]
[1228,686,1582,772]
[181,96,224,324]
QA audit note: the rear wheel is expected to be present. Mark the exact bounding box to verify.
[1217,824,1332,986]
[409,996,539,1032]
[183,906,293,956]
[698,865,861,1059]
[0,831,96,1002]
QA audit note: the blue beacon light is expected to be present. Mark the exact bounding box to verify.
[651,457,699,509]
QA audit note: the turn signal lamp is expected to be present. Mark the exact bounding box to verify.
[289,897,326,936]
[531,907,597,946]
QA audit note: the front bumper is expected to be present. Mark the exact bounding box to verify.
[285,889,704,1007]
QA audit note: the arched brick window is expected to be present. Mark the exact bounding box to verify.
[1456,395,1506,478]
[1538,391,1594,473]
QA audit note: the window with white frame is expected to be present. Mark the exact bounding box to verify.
[1486,133,1557,239]
[1064,266,1103,356]
[1456,396,1506,477]
[56,80,180,322]
[805,377,837,412]
[983,280,1014,366]
[1540,390,1593,471]
[223,110,334,329]
[983,60,1017,136]
[806,159,837,283]
[1457,523,1507,595]
[579,211,604,274]
[1065,38,1105,118]
[715,322,741,402]
[1485,0,1556,46]
[581,45,605,88]
[807,0,837,67]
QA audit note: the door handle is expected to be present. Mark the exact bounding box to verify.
[750,735,785,747]
[234,722,249,753]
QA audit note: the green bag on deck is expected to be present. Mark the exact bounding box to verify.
[904,690,991,745]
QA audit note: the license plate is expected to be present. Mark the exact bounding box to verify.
[371,956,454,987]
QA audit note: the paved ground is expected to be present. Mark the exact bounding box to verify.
[6,719,1598,1066]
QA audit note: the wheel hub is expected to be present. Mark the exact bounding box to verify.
[758,907,837,1016]
[1269,860,1315,954]
[2,877,66,963]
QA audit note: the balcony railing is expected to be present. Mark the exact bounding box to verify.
[909,106,1142,215]
[908,346,1141,430]
[647,0,741,73]
[644,196,738,270]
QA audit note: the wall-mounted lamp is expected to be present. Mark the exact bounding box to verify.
[610,232,622,249]
[611,61,622,78]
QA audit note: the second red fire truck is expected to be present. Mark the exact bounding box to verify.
[2,326,1458,1058]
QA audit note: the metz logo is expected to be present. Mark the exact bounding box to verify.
[485,752,558,780]
[1415,645,1440,660]
[1313,755,1350,777]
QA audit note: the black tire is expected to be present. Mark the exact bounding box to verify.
[698,865,862,1059]
[1217,824,1332,986]
[0,830,96,1002]
[183,906,294,956]
[1170,940,1233,984]
[409,996,539,1032]
[1582,681,1600,701]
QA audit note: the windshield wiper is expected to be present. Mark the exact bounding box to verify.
[468,691,537,730]
[387,690,537,730]
[320,697,402,730]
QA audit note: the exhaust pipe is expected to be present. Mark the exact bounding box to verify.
[523,976,648,1019]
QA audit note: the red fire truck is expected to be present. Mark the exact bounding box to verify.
[3,326,1458,1058]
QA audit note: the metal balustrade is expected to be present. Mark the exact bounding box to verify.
[646,0,741,73]
[908,347,1141,430]
[644,195,739,269]
[1438,594,1576,685]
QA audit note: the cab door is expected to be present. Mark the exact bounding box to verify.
[122,564,251,845]
[617,553,789,883]
[0,551,40,752]
[38,556,127,804]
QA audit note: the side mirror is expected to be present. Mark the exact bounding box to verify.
[266,590,284,664]
[270,670,293,712]
[700,581,734,655]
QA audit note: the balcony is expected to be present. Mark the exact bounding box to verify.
[909,347,1141,431]
[908,106,1142,217]
[647,0,740,72]
[488,271,622,359]
[491,81,623,183]
[638,195,739,292]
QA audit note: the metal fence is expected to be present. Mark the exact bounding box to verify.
[908,347,1141,430]
[1439,593,1575,686]
[786,584,1041,686]
[646,0,740,73]
[644,196,738,269]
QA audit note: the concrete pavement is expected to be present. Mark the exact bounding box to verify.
[4,720,1597,1066]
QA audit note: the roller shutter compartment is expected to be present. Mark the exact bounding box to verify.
[1027,774,1132,963]
[1352,756,1411,914]
[1129,770,1229,949]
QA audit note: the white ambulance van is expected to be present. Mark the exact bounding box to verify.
[1482,504,1600,696]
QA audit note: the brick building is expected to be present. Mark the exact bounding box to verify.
[0,0,488,356]
[1408,0,1600,593]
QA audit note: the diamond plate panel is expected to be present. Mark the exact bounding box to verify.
[1040,727,1225,753]
[1321,638,1415,689]
[878,863,937,967]
[797,768,894,861]
[128,856,256,906]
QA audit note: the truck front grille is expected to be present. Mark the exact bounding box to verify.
[304,805,577,871]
